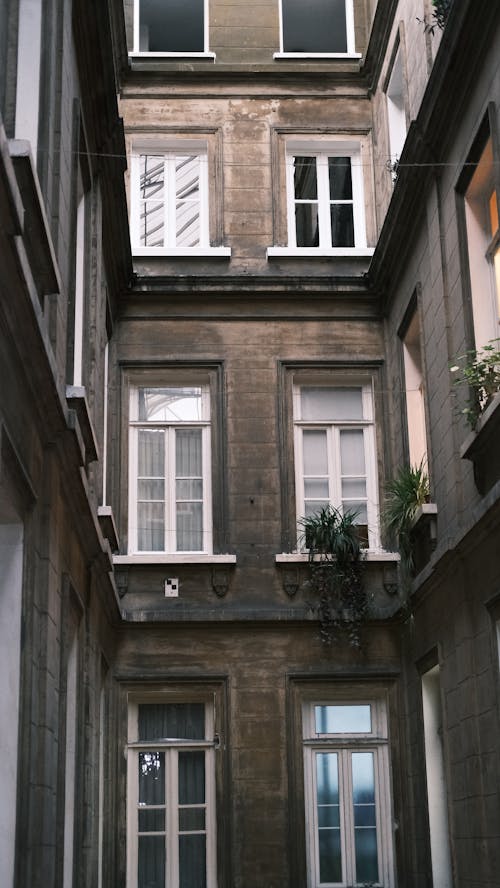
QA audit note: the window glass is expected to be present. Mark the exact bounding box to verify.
[352,752,379,882]
[138,387,203,422]
[135,154,205,251]
[315,704,372,734]
[316,752,342,882]
[139,702,206,740]
[282,0,347,53]
[300,386,363,420]
[138,0,205,52]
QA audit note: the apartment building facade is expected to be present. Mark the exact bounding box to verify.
[1,0,499,886]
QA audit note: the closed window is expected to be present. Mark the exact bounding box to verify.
[279,0,356,55]
[128,385,212,554]
[293,383,380,548]
[462,130,500,350]
[303,700,394,888]
[130,148,208,253]
[401,308,428,469]
[133,0,207,54]
[285,149,367,251]
[127,700,217,888]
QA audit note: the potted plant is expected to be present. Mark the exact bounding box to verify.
[299,505,366,648]
[450,339,500,430]
[383,461,430,587]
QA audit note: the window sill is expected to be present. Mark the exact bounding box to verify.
[273,52,362,60]
[132,247,231,258]
[129,52,216,61]
[113,553,237,565]
[98,506,119,554]
[267,246,374,258]
[66,385,99,465]
[275,551,400,563]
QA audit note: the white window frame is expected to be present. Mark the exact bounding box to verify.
[126,699,217,888]
[402,310,428,470]
[128,384,213,555]
[129,142,229,257]
[275,0,360,59]
[268,141,372,258]
[293,381,380,550]
[464,135,500,350]
[131,0,214,59]
[421,666,453,888]
[302,699,394,888]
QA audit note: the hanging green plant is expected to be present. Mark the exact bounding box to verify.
[382,461,429,588]
[299,505,366,648]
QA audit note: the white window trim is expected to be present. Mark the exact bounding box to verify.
[132,0,211,55]
[302,699,394,888]
[128,385,213,556]
[130,143,230,257]
[273,142,369,255]
[126,700,217,888]
[293,382,381,550]
[277,0,357,56]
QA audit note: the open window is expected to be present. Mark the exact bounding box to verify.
[385,43,407,177]
[132,0,210,56]
[400,305,428,470]
[277,0,358,57]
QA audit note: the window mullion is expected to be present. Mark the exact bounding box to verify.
[329,426,341,508]
[167,749,179,888]
[317,157,331,248]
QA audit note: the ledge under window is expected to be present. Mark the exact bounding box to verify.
[273,52,362,60]
[132,247,231,258]
[113,553,237,565]
[275,551,400,563]
[267,246,375,258]
[129,52,216,61]
[460,391,500,494]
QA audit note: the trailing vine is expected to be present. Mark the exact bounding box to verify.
[300,506,366,648]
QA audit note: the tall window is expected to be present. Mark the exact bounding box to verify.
[285,149,367,250]
[293,383,380,548]
[127,700,217,888]
[130,149,208,254]
[385,46,407,175]
[303,700,394,888]
[279,0,356,55]
[133,0,207,54]
[463,133,500,350]
[401,309,428,469]
[421,666,453,888]
[128,385,212,554]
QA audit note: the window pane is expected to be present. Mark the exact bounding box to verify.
[176,479,204,500]
[138,387,203,422]
[139,0,204,52]
[282,0,347,53]
[342,502,368,525]
[138,429,165,476]
[328,156,352,200]
[316,753,342,883]
[138,479,165,501]
[341,479,366,499]
[300,387,363,420]
[140,201,165,247]
[139,155,165,247]
[139,809,166,832]
[138,835,165,888]
[176,428,202,477]
[140,155,165,200]
[179,808,206,831]
[315,704,372,733]
[179,834,206,888]
[177,502,203,551]
[352,752,379,884]
[304,479,330,499]
[340,429,365,476]
[176,155,201,247]
[138,502,164,551]
[330,204,354,247]
[139,703,206,741]
[295,204,319,247]
[179,751,205,805]
[303,430,328,475]
[294,157,317,199]
[138,752,165,805]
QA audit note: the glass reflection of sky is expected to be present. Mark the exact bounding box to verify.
[138,387,203,422]
[315,704,371,734]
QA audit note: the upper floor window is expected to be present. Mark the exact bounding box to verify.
[127,699,217,888]
[293,383,380,549]
[461,128,500,350]
[286,149,367,252]
[133,0,209,55]
[385,44,407,176]
[128,385,212,554]
[401,306,428,470]
[302,698,394,887]
[278,0,357,56]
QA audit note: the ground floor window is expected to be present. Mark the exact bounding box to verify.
[127,700,217,888]
[302,700,394,888]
